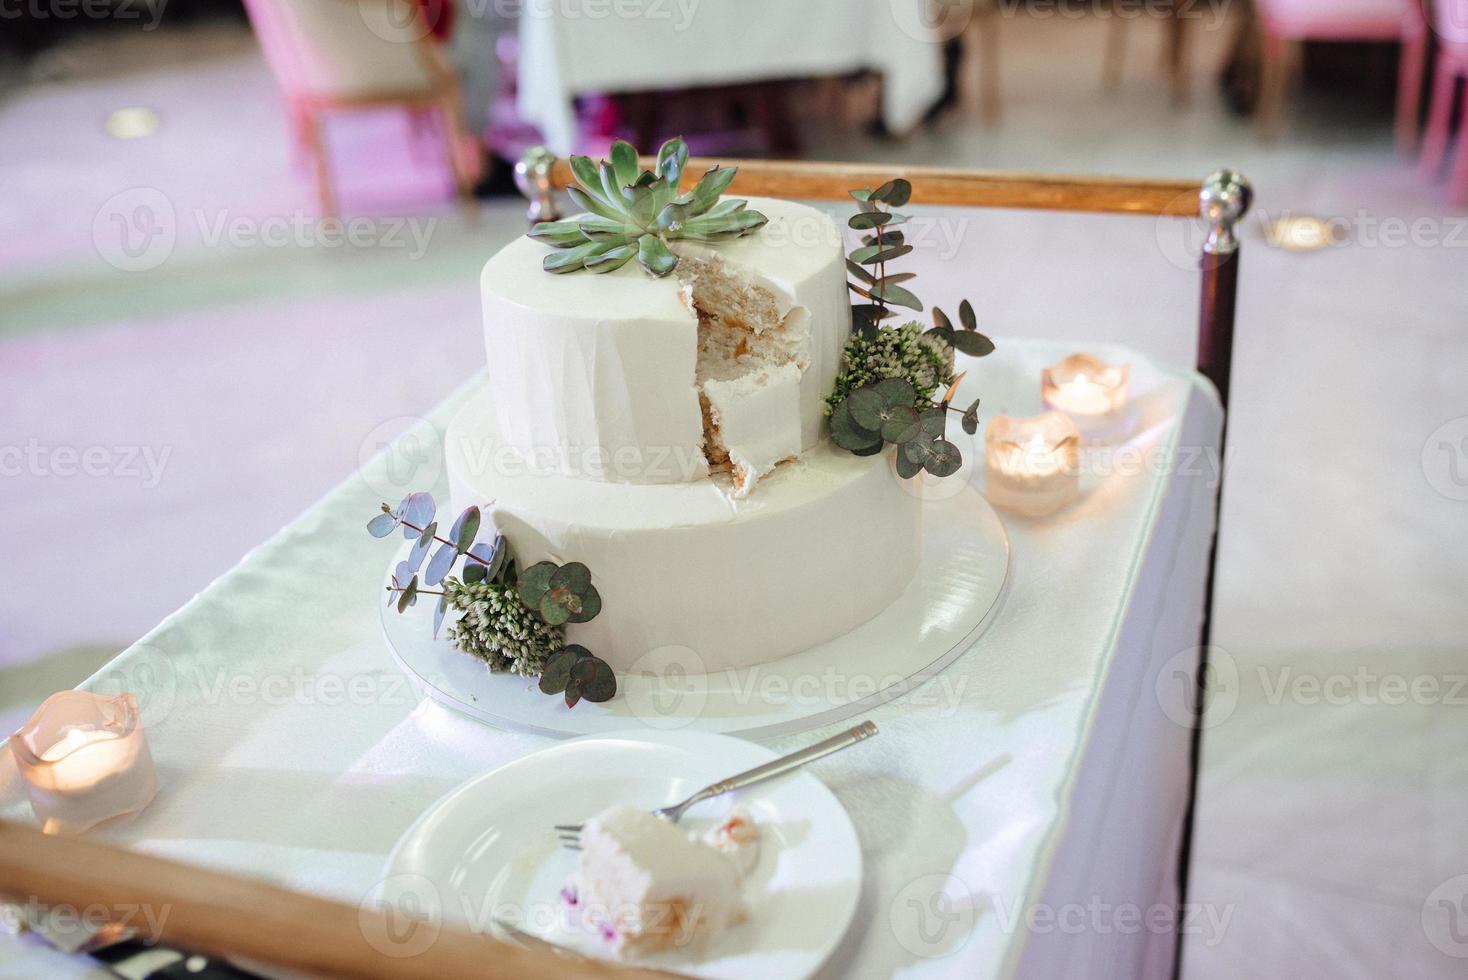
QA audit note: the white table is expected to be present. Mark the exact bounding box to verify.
[0,340,1222,979]
[516,0,948,155]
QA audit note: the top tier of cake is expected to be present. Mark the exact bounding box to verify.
[478,196,850,489]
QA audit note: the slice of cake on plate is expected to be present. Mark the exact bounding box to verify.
[569,806,752,957]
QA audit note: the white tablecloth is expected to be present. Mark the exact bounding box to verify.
[0,339,1222,980]
[516,0,947,154]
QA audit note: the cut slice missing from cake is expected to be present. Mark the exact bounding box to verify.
[566,804,756,958]
[680,253,810,496]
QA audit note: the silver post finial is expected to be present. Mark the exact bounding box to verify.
[1199,170,1252,255]
[515,146,560,225]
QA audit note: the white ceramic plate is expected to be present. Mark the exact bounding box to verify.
[380,484,1010,738]
[379,730,863,980]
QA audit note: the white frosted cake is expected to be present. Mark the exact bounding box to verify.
[446,194,923,673]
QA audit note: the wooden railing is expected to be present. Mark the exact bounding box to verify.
[0,820,670,979]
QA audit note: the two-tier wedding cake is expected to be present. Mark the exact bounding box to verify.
[445,187,922,674]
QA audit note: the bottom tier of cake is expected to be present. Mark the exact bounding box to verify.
[444,387,923,673]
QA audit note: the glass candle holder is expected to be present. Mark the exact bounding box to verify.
[9,691,158,835]
[1041,353,1133,443]
[984,412,1081,517]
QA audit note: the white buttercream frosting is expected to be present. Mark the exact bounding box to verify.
[479,196,850,485]
[445,386,922,673]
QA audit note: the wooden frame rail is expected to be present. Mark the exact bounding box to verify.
[0,820,666,979]
[554,156,1204,217]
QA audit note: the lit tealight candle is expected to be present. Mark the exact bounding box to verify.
[9,691,158,835]
[984,412,1081,517]
[1041,353,1133,443]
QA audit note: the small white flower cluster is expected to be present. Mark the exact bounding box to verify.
[445,577,564,677]
[827,322,954,413]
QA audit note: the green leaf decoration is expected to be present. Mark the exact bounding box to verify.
[656,138,689,186]
[526,139,765,276]
[689,166,738,211]
[396,575,419,614]
[539,649,578,695]
[849,188,874,202]
[847,387,886,430]
[870,282,924,312]
[847,260,877,284]
[873,178,913,207]
[959,299,978,331]
[881,405,922,444]
[831,399,884,453]
[367,512,396,538]
[462,561,488,585]
[849,211,894,230]
[961,398,982,435]
[852,243,913,266]
[452,507,480,553]
[550,562,591,594]
[609,139,639,188]
[638,234,678,277]
[544,241,616,274]
[540,593,573,626]
[920,406,948,440]
[425,542,457,587]
[932,307,953,333]
[571,657,616,703]
[570,154,606,199]
[518,561,556,609]
[924,439,963,478]
[864,229,906,248]
[875,377,918,407]
[566,185,622,223]
[950,331,996,357]
[572,587,602,624]
[895,447,925,479]
[433,590,449,639]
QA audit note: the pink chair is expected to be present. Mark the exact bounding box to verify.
[1421,0,1468,203]
[1254,0,1429,150]
[239,0,476,216]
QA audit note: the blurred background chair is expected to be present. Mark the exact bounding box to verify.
[948,0,1004,124]
[1421,0,1468,202]
[1253,0,1428,148]
[1102,0,1192,105]
[240,0,475,215]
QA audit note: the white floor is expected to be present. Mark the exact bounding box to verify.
[2,11,1466,979]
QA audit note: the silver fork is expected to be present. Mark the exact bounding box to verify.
[555,720,878,849]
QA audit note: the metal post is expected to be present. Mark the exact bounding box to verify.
[1175,169,1251,979]
[515,146,560,225]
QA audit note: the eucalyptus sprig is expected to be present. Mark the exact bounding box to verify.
[831,178,997,478]
[527,137,768,277]
[369,492,616,708]
[846,178,920,338]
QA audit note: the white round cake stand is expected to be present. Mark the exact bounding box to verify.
[379,485,1010,739]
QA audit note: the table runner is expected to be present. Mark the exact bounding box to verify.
[515,0,947,155]
[0,339,1222,979]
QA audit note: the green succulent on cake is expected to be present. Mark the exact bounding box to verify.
[527,137,768,277]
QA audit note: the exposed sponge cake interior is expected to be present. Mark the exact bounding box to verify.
[678,254,808,495]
